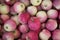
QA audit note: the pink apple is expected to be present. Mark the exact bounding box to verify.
[11,15,19,25]
[30,0,42,6]
[41,0,52,10]
[12,29,20,38]
[47,9,58,19]
[1,15,9,23]
[5,0,17,5]
[19,24,29,33]
[18,12,30,24]
[2,32,14,40]
[39,29,51,40]
[36,11,47,23]
[20,0,30,6]
[46,19,57,31]
[53,0,60,10]
[52,29,60,40]
[28,17,41,31]
[10,7,17,15]
[13,2,25,13]
[27,6,37,15]
[0,4,9,14]
[4,19,16,31]
[26,31,38,40]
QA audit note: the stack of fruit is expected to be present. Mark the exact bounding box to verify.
[0,0,60,40]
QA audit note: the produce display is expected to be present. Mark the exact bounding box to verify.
[0,0,60,40]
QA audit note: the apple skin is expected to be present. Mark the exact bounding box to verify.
[4,19,16,32]
[28,17,41,31]
[30,0,42,6]
[18,12,30,24]
[36,11,47,23]
[47,9,58,19]
[46,19,57,31]
[0,4,9,15]
[27,6,37,15]
[19,24,29,33]
[39,29,51,40]
[2,32,14,40]
[13,2,25,13]
[52,29,60,40]
[41,0,52,10]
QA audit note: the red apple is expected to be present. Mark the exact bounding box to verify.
[28,17,41,31]
[18,12,30,24]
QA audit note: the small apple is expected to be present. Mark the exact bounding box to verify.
[41,0,52,10]
[30,0,42,6]
[46,19,57,31]
[47,9,58,19]
[19,24,29,33]
[28,17,41,31]
[0,4,9,15]
[20,0,30,6]
[1,15,9,23]
[4,19,16,31]
[52,29,60,40]
[12,29,20,38]
[53,0,60,10]
[27,6,37,15]
[13,2,25,13]
[11,15,19,25]
[2,32,14,40]
[36,11,47,23]
[39,29,51,40]
[18,12,30,24]
[5,0,17,5]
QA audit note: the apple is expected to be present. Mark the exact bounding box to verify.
[12,29,20,38]
[26,31,38,40]
[5,0,17,5]
[41,0,52,10]
[1,15,9,23]
[19,24,29,33]
[11,15,19,25]
[30,0,42,6]
[0,4,9,14]
[46,19,57,31]
[20,0,30,6]
[39,29,51,40]
[47,9,58,19]
[13,2,25,13]
[28,17,41,31]
[4,19,16,31]
[27,6,37,15]
[52,29,60,40]
[18,12,30,24]
[53,0,60,10]
[36,11,47,23]
[2,32,14,40]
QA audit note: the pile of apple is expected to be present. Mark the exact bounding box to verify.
[0,0,60,40]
